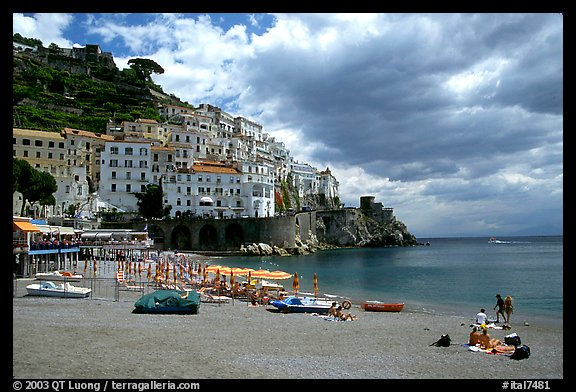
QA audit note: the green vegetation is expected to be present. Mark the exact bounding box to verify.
[13,158,57,216]
[13,34,193,133]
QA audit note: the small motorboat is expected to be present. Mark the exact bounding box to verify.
[26,281,91,298]
[361,301,404,312]
[133,289,201,314]
[35,271,83,282]
[268,296,333,314]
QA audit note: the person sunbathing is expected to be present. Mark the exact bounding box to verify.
[336,305,357,321]
[469,326,482,345]
[478,328,503,349]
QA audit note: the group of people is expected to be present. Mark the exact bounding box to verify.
[475,294,513,327]
[328,302,358,321]
[469,294,515,349]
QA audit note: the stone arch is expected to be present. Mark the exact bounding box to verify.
[171,224,191,250]
[225,223,244,249]
[148,224,165,247]
[198,224,218,250]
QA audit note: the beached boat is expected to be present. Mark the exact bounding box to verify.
[133,289,201,314]
[26,281,91,298]
[361,301,404,312]
[269,296,333,314]
[35,270,83,282]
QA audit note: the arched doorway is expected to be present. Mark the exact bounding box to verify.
[198,224,218,250]
[225,223,244,249]
[171,224,191,250]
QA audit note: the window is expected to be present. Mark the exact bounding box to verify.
[125,160,133,168]
[36,152,41,158]
[48,141,55,148]
[141,172,146,181]
[111,184,117,192]
[125,147,133,155]
[112,171,117,179]
[126,184,131,192]
[110,159,118,167]
[126,172,131,180]
[23,139,30,145]
[59,142,65,149]
[110,147,119,155]
[140,148,148,156]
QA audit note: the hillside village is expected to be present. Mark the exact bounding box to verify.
[13,38,419,250]
[12,40,342,223]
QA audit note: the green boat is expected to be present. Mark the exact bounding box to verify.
[133,289,201,314]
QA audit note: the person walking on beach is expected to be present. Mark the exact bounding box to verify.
[504,295,513,326]
[494,294,506,323]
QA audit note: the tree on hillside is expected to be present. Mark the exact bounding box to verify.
[128,58,165,82]
[13,158,57,216]
[134,184,171,220]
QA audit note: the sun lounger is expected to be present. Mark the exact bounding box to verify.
[200,292,229,303]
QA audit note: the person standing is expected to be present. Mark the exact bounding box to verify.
[494,294,506,323]
[504,295,514,326]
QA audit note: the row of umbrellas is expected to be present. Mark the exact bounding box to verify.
[85,256,319,297]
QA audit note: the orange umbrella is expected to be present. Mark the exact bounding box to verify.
[292,272,299,297]
[313,272,318,298]
[266,270,292,280]
[205,265,223,273]
[251,269,270,278]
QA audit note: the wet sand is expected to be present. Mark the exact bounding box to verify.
[13,277,562,381]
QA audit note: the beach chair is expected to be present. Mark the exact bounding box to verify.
[200,291,229,303]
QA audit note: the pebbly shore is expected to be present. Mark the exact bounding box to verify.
[12,277,562,382]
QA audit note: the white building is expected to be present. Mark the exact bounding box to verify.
[162,160,275,219]
[99,140,152,212]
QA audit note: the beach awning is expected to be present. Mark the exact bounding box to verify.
[13,221,40,232]
[56,227,76,235]
[34,225,57,234]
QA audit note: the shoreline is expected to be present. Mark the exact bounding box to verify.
[13,278,563,380]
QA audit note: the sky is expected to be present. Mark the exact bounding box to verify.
[13,13,564,238]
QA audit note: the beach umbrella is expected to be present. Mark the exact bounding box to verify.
[203,264,208,283]
[313,272,318,298]
[266,270,292,280]
[230,270,235,288]
[215,268,220,284]
[93,259,98,276]
[292,272,299,297]
[251,269,270,278]
[147,264,152,280]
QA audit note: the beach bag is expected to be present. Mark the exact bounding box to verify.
[510,345,530,360]
[504,332,522,346]
[430,334,451,347]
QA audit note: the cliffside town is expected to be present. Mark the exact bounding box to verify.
[13,39,418,250]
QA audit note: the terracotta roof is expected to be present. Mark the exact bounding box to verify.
[62,128,114,140]
[191,161,240,174]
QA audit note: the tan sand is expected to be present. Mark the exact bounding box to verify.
[13,278,562,381]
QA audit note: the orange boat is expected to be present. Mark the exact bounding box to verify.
[361,302,404,312]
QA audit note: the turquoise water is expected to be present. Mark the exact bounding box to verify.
[214,236,563,321]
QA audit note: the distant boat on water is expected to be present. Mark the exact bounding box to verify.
[488,237,510,244]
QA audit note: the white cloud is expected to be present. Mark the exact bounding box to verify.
[13,12,563,237]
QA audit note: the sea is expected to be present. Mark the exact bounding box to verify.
[213,236,563,323]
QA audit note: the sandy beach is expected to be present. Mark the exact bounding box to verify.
[12,276,563,382]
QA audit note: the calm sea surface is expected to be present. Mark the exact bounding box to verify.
[214,236,563,321]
